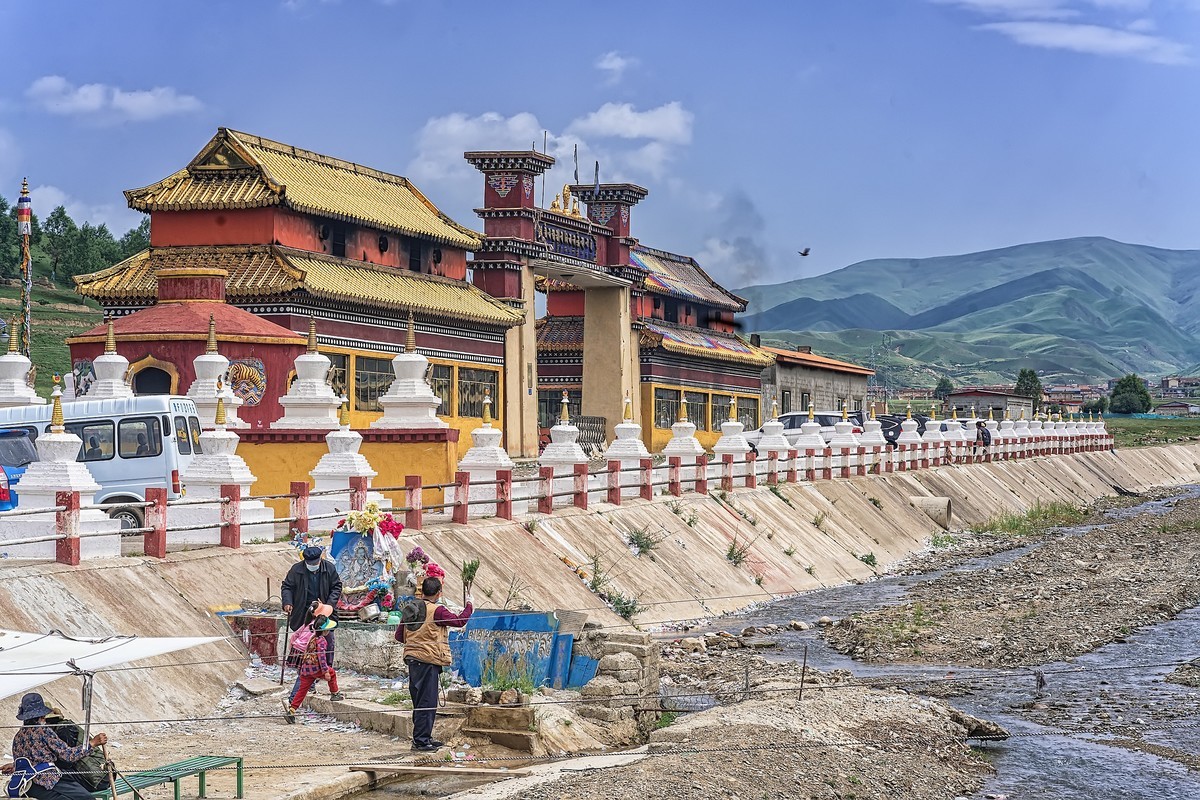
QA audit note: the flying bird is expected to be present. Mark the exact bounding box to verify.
[798,248,811,257]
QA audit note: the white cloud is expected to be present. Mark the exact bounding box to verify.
[0,129,18,188]
[566,102,694,145]
[977,21,1190,62]
[31,184,142,234]
[407,110,546,185]
[26,76,203,122]
[595,51,638,84]
[1126,16,1157,30]
[933,0,1080,19]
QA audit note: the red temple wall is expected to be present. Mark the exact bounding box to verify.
[151,208,275,246]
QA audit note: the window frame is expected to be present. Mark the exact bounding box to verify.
[118,416,164,460]
[65,420,116,463]
[653,388,681,430]
[354,355,396,413]
[683,391,709,432]
[457,368,499,418]
[174,415,192,455]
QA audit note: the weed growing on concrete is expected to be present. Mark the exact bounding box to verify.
[804,564,816,576]
[247,538,272,545]
[726,537,753,566]
[666,499,699,527]
[482,650,538,694]
[868,497,883,509]
[501,576,531,610]
[974,502,1085,537]
[715,489,728,502]
[783,546,797,557]
[522,518,540,534]
[812,511,827,530]
[753,574,764,586]
[768,483,795,508]
[930,531,957,548]
[655,711,679,729]
[378,691,408,707]
[666,499,684,515]
[586,552,611,593]
[858,552,878,567]
[608,591,646,621]
[626,526,666,557]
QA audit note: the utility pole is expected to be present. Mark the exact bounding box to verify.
[16,179,32,356]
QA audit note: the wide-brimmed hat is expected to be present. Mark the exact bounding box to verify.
[316,617,337,632]
[302,546,323,563]
[16,693,53,721]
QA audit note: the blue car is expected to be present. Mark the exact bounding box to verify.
[0,428,38,511]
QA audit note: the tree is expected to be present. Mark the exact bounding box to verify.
[42,206,79,282]
[0,196,16,279]
[70,222,121,278]
[1082,396,1109,413]
[1014,368,1044,412]
[1109,373,1152,414]
[934,377,954,401]
[117,216,150,260]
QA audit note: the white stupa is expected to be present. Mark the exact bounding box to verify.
[859,405,888,448]
[0,318,43,408]
[539,392,589,506]
[919,406,945,444]
[188,315,246,429]
[84,319,134,400]
[454,391,515,517]
[371,312,448,430]
[0,383,120,559]
[997,410,1016,458]
[662,396,706,486]
[309,400,389,521]
[602,392,652,498]
[1013,410,1031,456]
[175,393,274,544]
[712,396,752,480]
[896,405,922,446]
[272,318,340,429]
[757,400,792,457]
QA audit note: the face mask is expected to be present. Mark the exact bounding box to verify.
[305,562,321,572]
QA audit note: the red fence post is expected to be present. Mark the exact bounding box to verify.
[496,469,513,520]
[838,447,849,479]
[607,459,622,505]
[452,471,470,524]
[786,449,798,483]
[884,445,894,473]
[822,447,833,481]
[537,466,554,515]
[766,451,779,485]
[219,483,241,549]
[144,487,167,559]
[290,481,309,539]
[668,457,682,497]
[805,449,816,482]
[54,490,80,566]
[745,451,758,489]
[856,446,867,477]
[572,463,588,510]
[695,455,709,495]
[404,475,424,530]
[721,454,734,492]
[349,475,368,512]
[898,443,907,471]
[639,458,654,501]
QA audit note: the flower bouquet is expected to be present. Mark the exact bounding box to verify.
[461,558,480,600]
[338,501,405,569]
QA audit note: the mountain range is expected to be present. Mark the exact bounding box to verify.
[736,237,1200,387]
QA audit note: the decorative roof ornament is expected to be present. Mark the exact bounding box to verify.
[339,396,350,428]
[406,310,416,353]
[906,403,912,420]
[559,390,571,424]
[50,374,64,431]
[6,317,17,354]
[623,390,633,421]
[548,192,562,213]
[306,316,318,354]
[215,379,227,427]
[104,317,117,354]
[206,314,218,354]
[482,387,492,426]
[677,395,689,422]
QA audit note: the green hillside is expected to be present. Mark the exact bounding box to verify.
[739,237,1200,386]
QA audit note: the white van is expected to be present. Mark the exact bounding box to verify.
[0,395,204,528]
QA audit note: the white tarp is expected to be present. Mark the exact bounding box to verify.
[0,629,221,700]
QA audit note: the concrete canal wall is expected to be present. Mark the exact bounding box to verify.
[3,444,1197,729]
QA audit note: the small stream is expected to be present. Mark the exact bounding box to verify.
[708,488,1200,799]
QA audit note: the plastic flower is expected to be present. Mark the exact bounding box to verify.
[405,546,429,565]
[425,562,446,580]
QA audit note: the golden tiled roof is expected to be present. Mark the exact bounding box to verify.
[640,321,775,367]
[125,128,482,250]
[75,245,522,327]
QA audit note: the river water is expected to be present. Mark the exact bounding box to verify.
[715,488,1200,799]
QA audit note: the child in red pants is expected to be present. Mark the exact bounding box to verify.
[284,617,340,723]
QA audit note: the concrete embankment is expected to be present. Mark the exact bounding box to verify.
[3,444,1197,730]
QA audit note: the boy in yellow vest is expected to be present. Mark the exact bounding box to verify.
[394,576,473,751]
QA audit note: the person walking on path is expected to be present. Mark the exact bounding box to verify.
[395,576,473,752]
[283,618,342,723]
[973,420,991,462]
[281,546,343,636]
[8,693,106,800]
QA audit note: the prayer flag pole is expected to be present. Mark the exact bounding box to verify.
[16,179,32,356]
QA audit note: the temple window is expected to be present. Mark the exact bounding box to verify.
[712,394,733,426]
[684,390,709,432]
[331,224,348,258]
[663,300,679,324]
[408,239,424,272]
[324,353,348,398]
[653,388,681,430]
[738,397,760,429]
[354,355,395,412]
[801,392,811,411]
[537,390,581,428]
[458,368,499,418]
[428,363,452,413]
[781,390,792,414]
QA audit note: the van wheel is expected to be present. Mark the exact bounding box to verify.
[110,506,145,533]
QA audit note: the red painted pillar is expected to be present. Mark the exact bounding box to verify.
[349,476,368,512]
[496,469,513,520]
[607,459,622,505]
[898,443,907,472]
[219,483,241,550]
[452,471,470,524]
[885,445,894,473]
[639,458,655,501]
[54,490,81,566]
[537,466,554,515]
[404,475,423,530]
[668,457,682,497]
[144,487,167,559]
[856,446,867,477]
[290,481,309,539]
[805,449,816,482]
[695,455,709,495]
[572,463,588,510]
[721,454,734,492]
[920,442,929,470]
[745,451,758,489]
[839,447,850,479]
[786,449,798,483]
[766,451,779,485]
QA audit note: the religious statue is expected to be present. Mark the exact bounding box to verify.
[549,192,562,212]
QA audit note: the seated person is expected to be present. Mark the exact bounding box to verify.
[135,432,149,456]
[84,436,103,460]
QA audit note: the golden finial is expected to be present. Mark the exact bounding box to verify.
[104,317,116,354]
[549,192,562,212]
[677,394,689,422]
[929,404,937,421]
[560,390,570,424]
[988,407,994,421]
[405,310,416,353]
[6,317,17,354]
[482,387,492,425]
[570,196,582,218]
[306,317,318,354]
[906,403,912,421]
[1005,407,1011,421]
[20,178,29,198]
[771,398,779,420]
[214,378,227,426]
[870,403,877,421]
[623,390,633,421]
[206,314,218,354]
[808,404,815,422]
[841,401,848,422]
[951,405,959,421]
[1088,410,1094,423]
[339,396,350,427]
[50,374,64,430]
[971,405,977,419]
[561,184,573,213]
[1019,408,1025,421]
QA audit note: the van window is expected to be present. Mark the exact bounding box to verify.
[18,425,38,443]
[189,417,204,455]
[174,416,191,455]
[66,421,115,462]
[118,417,163,459]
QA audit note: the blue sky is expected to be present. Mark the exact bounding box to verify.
[3,0,1198,289]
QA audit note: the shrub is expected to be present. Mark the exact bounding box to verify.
[858,552,878,567]
[626,526,665,556]
[726,537,752,566]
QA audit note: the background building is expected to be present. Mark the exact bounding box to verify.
[947,388,1035,419]
[757,343,872,414]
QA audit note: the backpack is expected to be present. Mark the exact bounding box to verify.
[289,622,316,657]
[6,758,54,798]
[981,428,992,446]
[52,720,109,791]
[398,598,427,632]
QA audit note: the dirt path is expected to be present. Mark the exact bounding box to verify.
[825,493,1200,668]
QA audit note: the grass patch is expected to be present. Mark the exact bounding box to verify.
[783,546,796,557]
[812,511,827,531]
[378,691,409,706]
[768,483,795,508]
[655,711,679,729]
[868,497,883,509]
[930,531,958,548]
[1106,417,1200,449]
[974,501,1086,537]
[857,552,878,568]
[726,537,753,566]
[626,526,666,556]
[608,591,646,621]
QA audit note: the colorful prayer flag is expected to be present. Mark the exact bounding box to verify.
[16,179,31,236]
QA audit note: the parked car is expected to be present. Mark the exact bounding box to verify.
[813,411,864,443]
[745,410,865,451]
[876,413,931,446]
[0,428,38,511]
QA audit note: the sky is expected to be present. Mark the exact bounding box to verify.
[2,0,1198,290]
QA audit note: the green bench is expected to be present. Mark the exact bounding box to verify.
[88,756,243,800]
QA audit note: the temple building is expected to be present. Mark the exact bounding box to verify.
[466,152,773,452]
[73,128,523,442]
